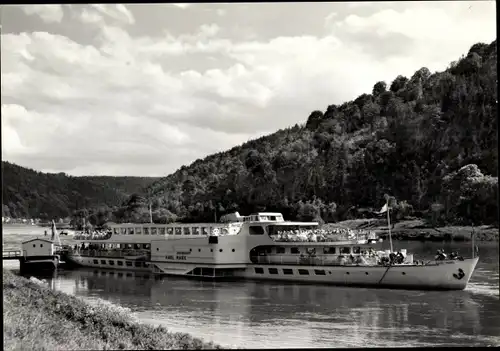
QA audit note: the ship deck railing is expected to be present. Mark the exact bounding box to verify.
[251,254,413,267]
[74,233,112,241]
[74,249,150,259]
[270,233,377,243]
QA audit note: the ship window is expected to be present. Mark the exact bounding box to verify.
[232,249,235,252]
[353,246,361,254]
[346,272,350,275]
[254,267,264,274]
[143,244,150,249]
[126,261,132,267]
[184,227,191,235]
[298,269,310,275]
[118,272,123,277]
[219,249,223,252]
[323,247,336,254]
[269,268,278,274]
[283,269,294,275]
[175,228,182,235]
[166,227,173,235]
[198,248,201,252]
[221,228,229,235]
[291,247,300,254]
[270,216,276,221]
[151,228,157,235]
[276,247,286,254]
[33,244,35,247]
[128,228,134,235]
[40,244,43,247]
[144,228,149,235]
[118,261,123,266]
[249,226,265,235]
[136,227,143,235]
[93,259,98,264]
[156,248,159,251]
[135,262,141,267]
[202,227,209,235]
[109,260,114,265]
[314,269,326,275]
[101,260,106,264]
[192,227,200,235]
[340,247,351,254]
[159,227,166,235]
[114,228,119,234]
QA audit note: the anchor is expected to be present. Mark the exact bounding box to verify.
[453,268,465,280]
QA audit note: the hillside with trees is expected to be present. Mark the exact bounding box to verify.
[1,161,159,221]
[113,40,496,227]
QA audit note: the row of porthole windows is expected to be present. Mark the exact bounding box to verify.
[155,248,237,253]
[91,259,148,268]
[33,244,44,248]
[254,268,408,276]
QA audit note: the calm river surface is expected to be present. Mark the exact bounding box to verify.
[3,226,500,348]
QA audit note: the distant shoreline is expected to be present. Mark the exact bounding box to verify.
[3,269,222,350]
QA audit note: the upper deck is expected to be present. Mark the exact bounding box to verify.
[73,212,375,244]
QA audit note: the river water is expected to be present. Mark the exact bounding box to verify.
[3,226,499,348]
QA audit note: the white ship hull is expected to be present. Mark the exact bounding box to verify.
[243,257,479,290]
[66,253,150,272]
[148,257,479,290]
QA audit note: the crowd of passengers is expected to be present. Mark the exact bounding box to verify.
[74,229,113,240]
[270,228,376,242]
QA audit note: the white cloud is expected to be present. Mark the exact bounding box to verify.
[2,2,496,176]
[79,8,104,24]
[88,4,135,25]
[19,5,64,23]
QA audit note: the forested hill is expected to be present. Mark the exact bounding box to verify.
[80,176,160,199]
[1,161,159,220]
[133,40,496,226]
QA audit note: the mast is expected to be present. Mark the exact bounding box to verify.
[148,189,153,224]
[149,200,153,224]
[387,205,393,252]
[471,224,475,259]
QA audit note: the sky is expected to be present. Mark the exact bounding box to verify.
[1,2,496,177]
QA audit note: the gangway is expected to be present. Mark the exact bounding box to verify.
[2,250,22,260]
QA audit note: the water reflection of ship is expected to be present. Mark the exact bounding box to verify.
[148,278,249,345]
[245,282,483,347]
[72,268,155,300]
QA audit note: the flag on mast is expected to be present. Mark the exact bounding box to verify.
[378,203,388,214]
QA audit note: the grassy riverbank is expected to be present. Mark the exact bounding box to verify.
[329,219,499,242]
[3,270,222,350]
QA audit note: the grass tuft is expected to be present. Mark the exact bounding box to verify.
[3,270,223,350]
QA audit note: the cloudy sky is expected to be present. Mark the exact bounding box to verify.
[1,2,496,177]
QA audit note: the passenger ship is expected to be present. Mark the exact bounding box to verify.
[66,212,479,290]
